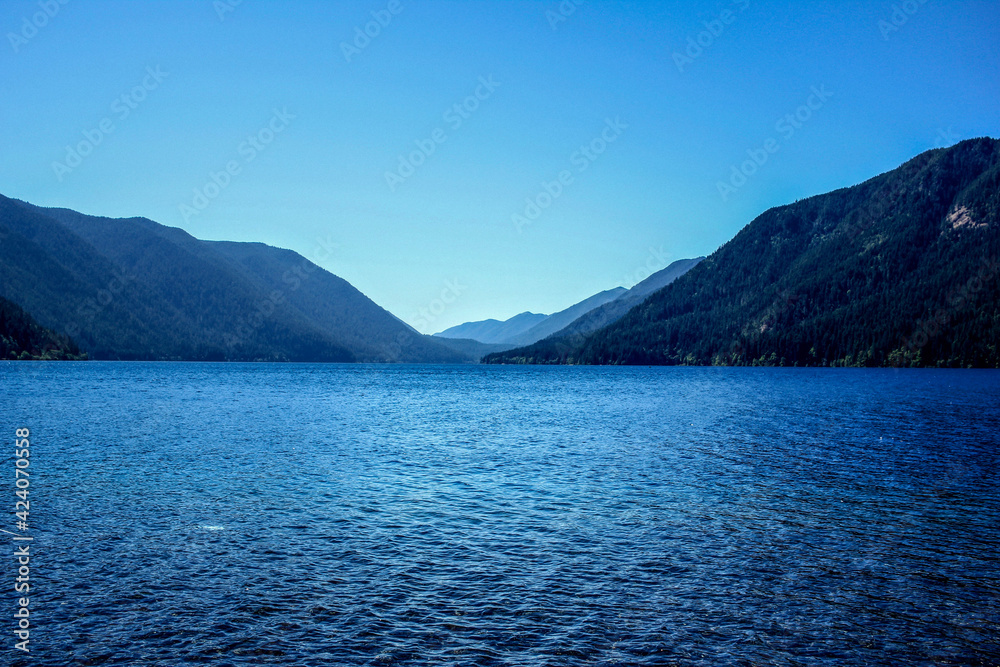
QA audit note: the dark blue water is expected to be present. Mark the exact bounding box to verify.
[1,363,998,666]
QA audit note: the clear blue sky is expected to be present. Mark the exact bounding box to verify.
[2,0,997,333]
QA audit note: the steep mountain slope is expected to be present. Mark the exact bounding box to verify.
[486,139,1000,367]
[0,296,86,360]
[0,197,466,362]
[0,197,205,360]
[206,240,463,362]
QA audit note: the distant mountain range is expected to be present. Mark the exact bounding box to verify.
[502,288,628,347]
[434,258,703,349]
[486,138,1000,367]
[435,311,550,345]
[0,196,467,362]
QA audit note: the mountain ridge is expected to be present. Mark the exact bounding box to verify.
[0,197,468,362]
[434,311,548,345]
[485,138,1000,368]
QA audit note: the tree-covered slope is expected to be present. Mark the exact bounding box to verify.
[0,196,198,360]
[486,138,1000,367]
[0,197,466,362]
[0,296,86,360]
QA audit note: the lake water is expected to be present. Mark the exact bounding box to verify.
[2,363,999,666]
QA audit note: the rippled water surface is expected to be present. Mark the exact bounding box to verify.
[2,363,999,665]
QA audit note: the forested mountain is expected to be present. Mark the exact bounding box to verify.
[0,296,86,360]
[0,197,467,362]
[485,138,1000,368]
